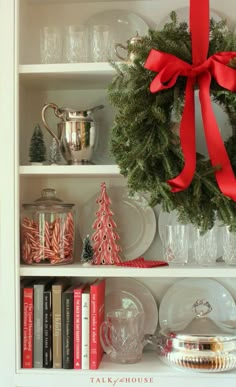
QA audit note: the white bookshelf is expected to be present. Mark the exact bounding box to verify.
[1,0,236,387]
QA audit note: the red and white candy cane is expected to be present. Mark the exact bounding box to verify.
[21,215,74,264]
[51,218,61,254]
[65,212,74,236]
[44,220,51,248]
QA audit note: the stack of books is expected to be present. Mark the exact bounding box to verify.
[21,277,106,370]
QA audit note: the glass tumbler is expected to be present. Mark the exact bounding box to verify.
[162,225,189,265]
[222,226,236,265]
[90,24,112,62]
[40,26,62,64]
[64,25,88,63]
[21,188,75,265]
[192,227,217,266]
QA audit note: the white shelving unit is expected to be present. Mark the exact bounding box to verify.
[1,0,236,386]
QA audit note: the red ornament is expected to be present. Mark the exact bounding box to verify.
[91,182,122,265]
[145,0,236,201]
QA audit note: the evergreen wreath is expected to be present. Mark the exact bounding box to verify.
[108,13,236,231]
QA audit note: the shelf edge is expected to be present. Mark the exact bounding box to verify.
[19,264,236,278]
[19,165,121,176]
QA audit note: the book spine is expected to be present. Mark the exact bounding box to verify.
[62,293,74,369]
[20,281,24,368]
[74,289,82,369]
[90,288,98,370]
[81,291,90,370]
[33,284,44,368]
[43,290,52,368]
[52,285,62,368]
[23,287,34,368]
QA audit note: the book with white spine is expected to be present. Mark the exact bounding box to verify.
[81,286,90,370]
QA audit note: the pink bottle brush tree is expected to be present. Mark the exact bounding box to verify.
[92,182,122,265]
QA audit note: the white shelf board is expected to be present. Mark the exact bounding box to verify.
[15,352,236,387]
[28,0,152,3]
[19,63,116,89]
[19,165,121,177]
[19,263,236,278]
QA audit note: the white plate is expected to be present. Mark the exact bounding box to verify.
[106,290,144,314]
[156,7,224,31]
[106,278,158,334]
[159,278,236,329]
[79,186,156,260]
[86,9,149,60]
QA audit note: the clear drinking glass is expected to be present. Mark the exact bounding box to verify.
[40,26,62,64]
[90,24,112,62]
[162,225,189,265]
[100,309,145,364]
[222,226,236,265]
[64,25,88,63]
[192,227,217,266]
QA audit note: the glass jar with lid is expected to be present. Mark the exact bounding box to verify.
[21,188,75,265]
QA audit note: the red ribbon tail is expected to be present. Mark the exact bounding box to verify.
[199,72,236,201]
[168,78,196,192]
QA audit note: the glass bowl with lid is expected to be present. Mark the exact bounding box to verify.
[21,188,75,265]
[146,299,236,372]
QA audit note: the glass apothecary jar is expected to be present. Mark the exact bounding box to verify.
[21,188,75,265]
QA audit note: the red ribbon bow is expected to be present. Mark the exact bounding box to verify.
[144,0,236,200]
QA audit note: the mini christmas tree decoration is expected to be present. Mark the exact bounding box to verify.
[109,0,236,232]
[29,124,46,164]
[91,182,122,265]
[81,235,94,263]
[49,137,61,165]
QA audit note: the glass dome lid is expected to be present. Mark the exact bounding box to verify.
[22,188,74,209]
[162,299,236,342]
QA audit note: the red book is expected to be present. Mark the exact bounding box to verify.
[89,279,105,370]
[22,285,34,368]
[73,283,86,369]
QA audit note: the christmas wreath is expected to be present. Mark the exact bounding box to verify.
[108,1,236,231]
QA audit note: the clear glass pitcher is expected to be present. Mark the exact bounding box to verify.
[100,309,146,364]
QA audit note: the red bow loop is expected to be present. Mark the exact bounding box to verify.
[145,50,192,92]
[209,53,236,91]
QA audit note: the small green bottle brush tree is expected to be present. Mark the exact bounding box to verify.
[81,235,94,263]
[29,124,46,164]
[49,137,61,165]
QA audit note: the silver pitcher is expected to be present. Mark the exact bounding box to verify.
[42,102,104,165]
[115,32,143,63]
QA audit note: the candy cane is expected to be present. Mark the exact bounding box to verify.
[21,214,74,264]
[44,221,51,248]
[52,219,60,254]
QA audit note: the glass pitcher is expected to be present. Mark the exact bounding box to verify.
[100,309,146,364]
